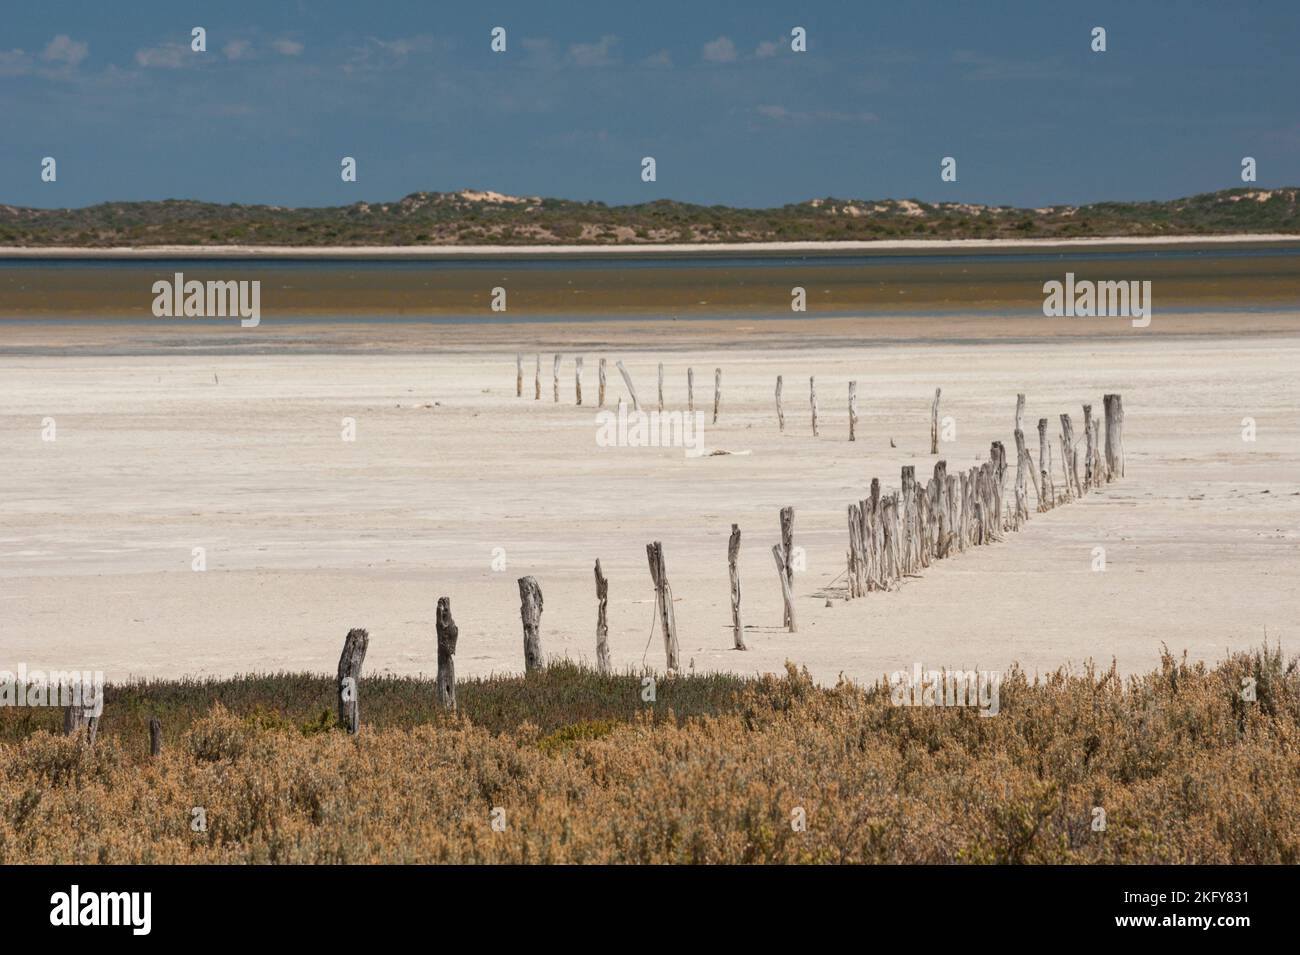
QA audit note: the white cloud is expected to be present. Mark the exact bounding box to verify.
[702,36,737,63]
[43,34,88,66]
[223,39,252,61]
[754,40,780,59]
[568,35,619,67]
[272,39,304,56]
[134,43,189,69]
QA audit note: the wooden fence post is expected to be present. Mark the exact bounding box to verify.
[728,524,746,650]
[687,368,695,412]
[775,375,785,432]
[930,387,942,454]
[645,542,680,670]
[599,358,607,407]
[779,506,795,627]
[1013,428,1030,528]
[149,716,162,757]
[435,597,458,710]
[1015,393,1025,433]
[63,703,99,747]
[848,381,858,441]
[516,353,523,397]
[337,627,368,734]
[772,544,797,632]
[713,368,722,424]
[810,377,819,437]
[518,576,545,673]
[1082,403,1095,490]
[1104,393,1125,479]
[1037,418,1052,509]
[552,354,561,403]
[575,357,584,406]
[594,560,611,675]
[615,361,640,411]
[658,362,665,412]
[534,354,541,400]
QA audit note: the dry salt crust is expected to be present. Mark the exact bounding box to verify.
[2,328,1298,685]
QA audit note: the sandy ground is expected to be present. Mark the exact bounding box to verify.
[3,322,1298,684]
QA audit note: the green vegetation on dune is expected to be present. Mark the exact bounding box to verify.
[1,187,1297,248]
[1,648,1297,863]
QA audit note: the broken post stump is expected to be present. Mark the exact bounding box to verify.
[930,387,942,454]
[518,576,545,673]
[848,381,858,441]
[775,375,785,432]
[534,354,541,400]
[149,716,162,757]
[337,627,369,734]
[552,354,561,403]
[779,506,795,627]
[594,560,611,675]
[657,362,665,412]
[728,524,745,650]
[575,357,584,406]
[435,597,458,710]
[615,360,640,411]
[713,368,722,424]
[1104,393,1125,480]
[599,358,607,407]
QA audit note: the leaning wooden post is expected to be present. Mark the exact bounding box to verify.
[518,576,545,673]
[775,376,785,432]
[728,524,745,650]
[552,354,561,403]
[930,387,942,454]
[809,376,819,437]
[594,560,611,675]
[574,357,584,406]
[1015,393,1025,433]
[712,368,722,424]
[516,353,523,397]
[534,354,541,400]
[657,362,665,412]
[1013,428,1030,528]
[645,542,680,671]
[848,381,858,441]
[598,358,607,407]
[687,367,695,412]
[149,716,162,757]
[615,360,640,411]
[336,627,369,734]
[1104,393,1125,480]
[779,506,795,628]
[772,544,797,632]
[435,597,458,710]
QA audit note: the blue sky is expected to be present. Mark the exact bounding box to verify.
[3,0,1298,209]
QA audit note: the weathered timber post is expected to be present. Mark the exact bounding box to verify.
[516,353,523,397]
[713,368,722,424]
[149,716,162,757]
[552,354,561,403]
[933,460,949,556]
[534,354,541,400]
[645,542,680,670]
[991,441,1008,532]
[435,597,458,710]
[900,466,916,574]
[728,524,745,650]
[1015,393,1025,434]
[930,387,942,454]
[337,627,369,734]
[779,506,795,628]
[775,376,785,432]
[63,704,99,747]
[657,362,665,412]
[1104,393,1125,480]
[772,543,797,632]
[810,377,819,437]
[847,504,863,596]
[687,368,695,413]
[594,560,611,675]
[1082,404,1095,490]
[598,358,607,407]
[1060,412,1080,500]
[848,381,858,441]
[615,360,640,411]
[518,576,545,673]
[575,357,584,406]
[1037,418,1052,510]
[1013,428,1030,528]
